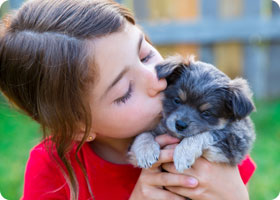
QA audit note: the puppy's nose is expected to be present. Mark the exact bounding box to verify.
[175,120,188,131]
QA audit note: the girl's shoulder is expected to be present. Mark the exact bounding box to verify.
[23,139,142,199]
[29,139,56,157]
[22,139,70,199]
[27,139,66,167]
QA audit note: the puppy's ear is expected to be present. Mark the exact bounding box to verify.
[155,56,189,85]
[226,78,255,120]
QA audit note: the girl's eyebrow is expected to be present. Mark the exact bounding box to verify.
[105,67,129,97]
[101,32,144,100]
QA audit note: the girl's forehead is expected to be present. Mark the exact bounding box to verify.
[88,23,141,99]
[95,22,140,47]
[93,22,140,69]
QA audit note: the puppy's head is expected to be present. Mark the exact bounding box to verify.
[156,56,255,139]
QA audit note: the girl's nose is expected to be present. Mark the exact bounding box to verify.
[147,71,167,97]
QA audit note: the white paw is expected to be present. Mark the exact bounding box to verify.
[134,141,160,168]
[173,145,195,172]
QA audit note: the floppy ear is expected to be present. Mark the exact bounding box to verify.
[226,78,255,120]
[155,56,189,85]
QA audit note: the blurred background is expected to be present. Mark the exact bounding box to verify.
[0,0,280,199]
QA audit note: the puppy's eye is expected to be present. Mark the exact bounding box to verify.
[201,110,212,118]
[173,97,181,105]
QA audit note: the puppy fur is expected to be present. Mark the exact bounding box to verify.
[129,56,256,172]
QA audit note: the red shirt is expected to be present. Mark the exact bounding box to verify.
[22,140,256,200]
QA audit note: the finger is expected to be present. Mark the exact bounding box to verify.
[147,172,198,188]
[155,134,180,148]
[165,186,199,199]
[191,157,213,171]
[147,187,186,200]
[162,163,195,175]
[150,149,174,169]
[163,143,177,150]
[162,163,177,173]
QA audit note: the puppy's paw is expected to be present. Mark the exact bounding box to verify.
[134,141,160,168]
[129,132,161,168]
[127,151,138,167]
[174,145,195,172]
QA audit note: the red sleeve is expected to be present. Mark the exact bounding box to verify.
[21,144,70,200]
[238,155,256,185]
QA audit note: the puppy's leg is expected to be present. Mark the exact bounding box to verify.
[203,146,230,164]
[174,132,213,172]
[204,118,255,165]
[128,132,160,168]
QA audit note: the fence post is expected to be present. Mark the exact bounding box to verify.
[266,2,280,98]
[199,0,218,64]
[243,0,268,99]
[133,0,149,21]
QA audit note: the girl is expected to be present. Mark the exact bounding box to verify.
[0,0,255,199]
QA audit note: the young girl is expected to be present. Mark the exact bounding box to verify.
[0,0,256,199]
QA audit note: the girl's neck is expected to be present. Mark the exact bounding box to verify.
[89,136,134,164]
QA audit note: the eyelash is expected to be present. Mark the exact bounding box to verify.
[141,50,155,63]
[114,49,154,105]
[114,82,133,105]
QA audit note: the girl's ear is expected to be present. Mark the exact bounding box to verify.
[86,134,96,142]
[226,78,255,120]
[75,130,96,142]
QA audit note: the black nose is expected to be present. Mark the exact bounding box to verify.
[175,120,188,131]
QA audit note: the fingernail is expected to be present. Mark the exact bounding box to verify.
[188,177,198,186]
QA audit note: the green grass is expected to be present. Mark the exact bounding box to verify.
[0,99,41,200]
[249,99,280,200]
[0,97,279,200]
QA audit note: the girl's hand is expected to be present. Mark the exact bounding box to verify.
[129,134,198,200]
[162,157,249,200]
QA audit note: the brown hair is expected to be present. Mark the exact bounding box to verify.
[0,0,135,199]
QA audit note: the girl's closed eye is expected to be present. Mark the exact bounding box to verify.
[141,50,155,63]
[114,81,134,105]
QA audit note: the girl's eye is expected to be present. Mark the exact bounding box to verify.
[114,82,133,105]
[141,50,155,63]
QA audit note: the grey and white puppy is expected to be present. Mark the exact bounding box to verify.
[129,56,256,172]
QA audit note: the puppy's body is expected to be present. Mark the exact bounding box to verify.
[129,56,255,172]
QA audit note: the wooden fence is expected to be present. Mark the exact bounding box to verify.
[117,0,280,99]
[1,0,280,99]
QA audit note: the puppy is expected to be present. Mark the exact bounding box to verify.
[129,56,256,172]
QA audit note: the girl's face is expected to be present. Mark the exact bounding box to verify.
[89,22,167,139]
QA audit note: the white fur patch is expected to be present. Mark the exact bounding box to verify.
[128,132,160,168]
[173,132,214,172]
[203,146,229,163]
